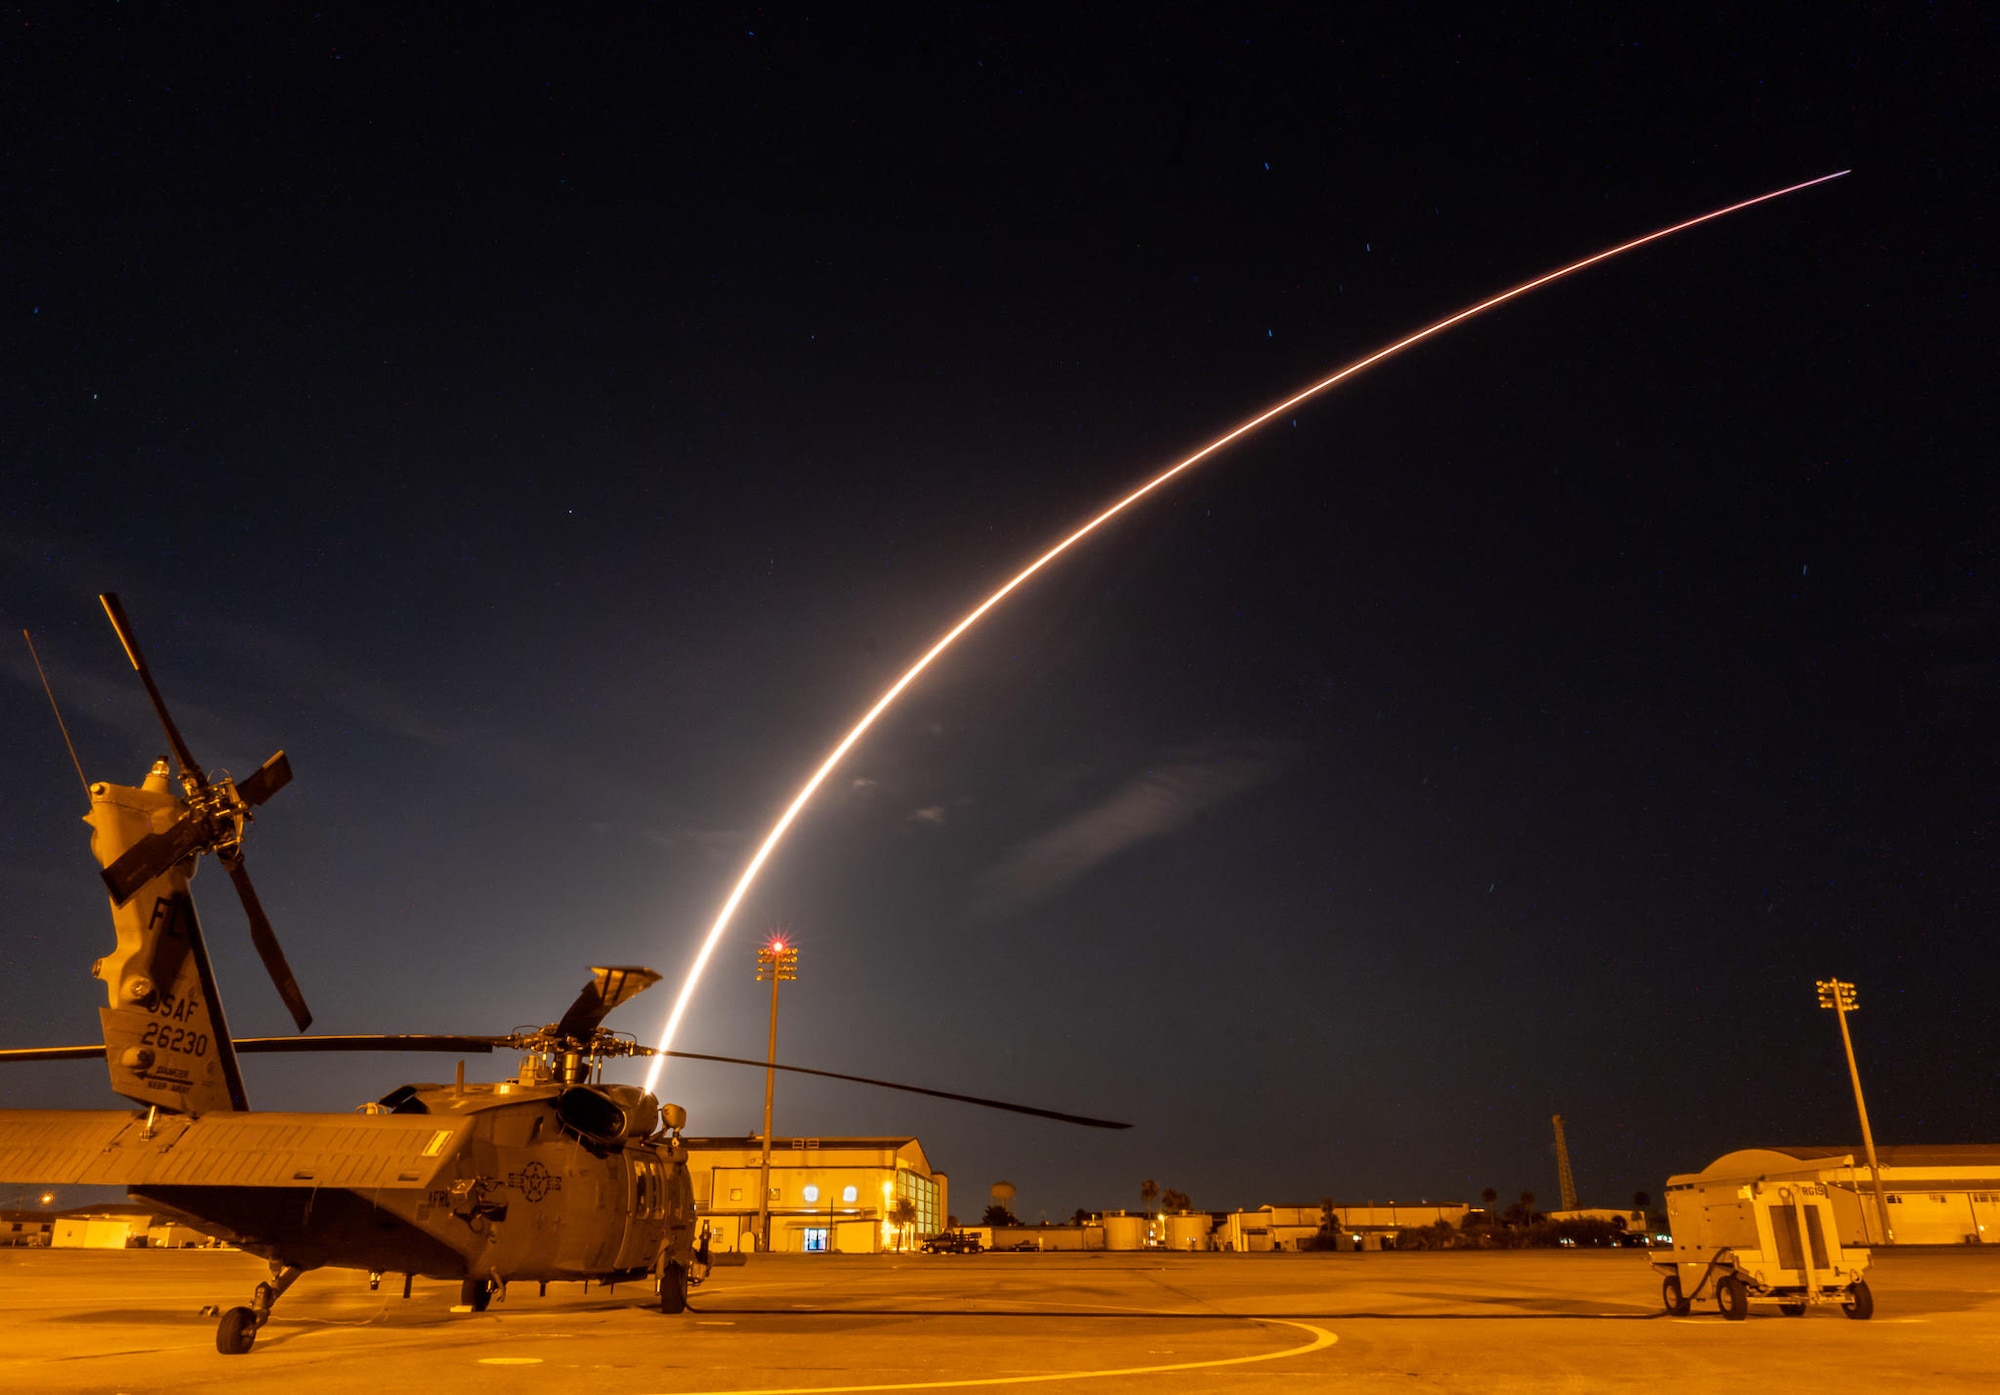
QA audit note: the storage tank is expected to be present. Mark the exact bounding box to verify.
[1101,1212,1148,1250]
[1165,1213,1212,1251]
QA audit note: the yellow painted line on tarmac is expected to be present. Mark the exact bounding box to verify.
[645,1318,1336,1395]
[478,1356,545,1364]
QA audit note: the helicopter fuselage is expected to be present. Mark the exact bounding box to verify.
[134,1078,698,1286]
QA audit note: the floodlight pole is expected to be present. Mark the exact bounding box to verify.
[1817,977,1892,1245]
[755,940,798,1253]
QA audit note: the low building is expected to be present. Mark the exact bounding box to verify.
[1334,1202,1468,1235]
[684,1136,946,1254]
[1,1211,54,1248]
[1219,1202,1470,1251]
[1670,1145,2000,1247]
[47,1204,210,1249]
[971,1224,1105,1251]
[1545,1208,1648,1232]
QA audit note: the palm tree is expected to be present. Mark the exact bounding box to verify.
[1141,1179,1159,1211]
[889,1197,918,1252]
[1481,1188,1499,1210]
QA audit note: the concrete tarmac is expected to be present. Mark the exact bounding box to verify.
[2,1245,1996,1393]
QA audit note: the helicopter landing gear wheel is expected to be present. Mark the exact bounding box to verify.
[1661,1274,1691,1316]
[217,1261,303,1353]
[460,1277,494,1312]
[1843,1280,1874,1320]
[216,1305,258,1354]
[1717,1274,1749,1321]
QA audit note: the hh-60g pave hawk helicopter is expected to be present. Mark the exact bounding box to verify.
[0,595,1128,1355]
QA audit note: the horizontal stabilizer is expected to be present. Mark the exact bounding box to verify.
[0,1109,465,1189]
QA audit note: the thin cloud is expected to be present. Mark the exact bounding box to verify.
[642,827,746,861]
[973,740,1298,918]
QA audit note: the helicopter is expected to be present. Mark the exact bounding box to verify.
[0,595,1128,1355]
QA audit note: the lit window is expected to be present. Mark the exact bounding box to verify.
[803,1185,820,1203]
[843,1185,858,1203]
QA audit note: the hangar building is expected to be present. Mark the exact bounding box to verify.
[684,1136,946,1253]
[1670,1145,2000,1246]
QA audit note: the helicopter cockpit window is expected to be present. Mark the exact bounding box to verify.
[631,1159,669,1220]
[376,1085,429,1115]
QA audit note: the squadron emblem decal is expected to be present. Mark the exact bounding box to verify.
[509,1160,561,1202]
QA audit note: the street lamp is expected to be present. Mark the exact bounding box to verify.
[1817,977,1893,1244]
[754,936,799,1253]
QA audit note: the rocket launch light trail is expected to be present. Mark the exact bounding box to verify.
[642,170,1848,1094]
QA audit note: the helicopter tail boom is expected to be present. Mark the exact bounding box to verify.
[87,771,250,1114]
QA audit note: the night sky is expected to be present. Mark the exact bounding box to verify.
[4,8,1991,1224]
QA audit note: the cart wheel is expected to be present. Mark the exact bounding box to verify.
[1778,1302,1805,1316]
[1717,1274,1749,1321]
[1661,1274,1691,1316]
[1842,1280,1874,1320]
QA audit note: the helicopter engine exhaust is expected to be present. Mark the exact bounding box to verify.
[558,1083,662,1146]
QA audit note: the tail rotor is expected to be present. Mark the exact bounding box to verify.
[94,594,311,1032]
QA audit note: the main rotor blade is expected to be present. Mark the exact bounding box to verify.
[0,1044,110,1062]
[101,811,209,904]
[0,1035,503,1063]
[235,751,292,806]
[657,1049,1133,1130]
[223,857,313,1032]
[553,966,662,1042]
[233,1034,501,1054]
[98,593,206,785]
[0,1036,1130,1127]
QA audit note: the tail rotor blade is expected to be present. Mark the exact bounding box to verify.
[100,811,210,904]
[223,857,312,1032]
[235,751,292,806]
[98,594,205,784]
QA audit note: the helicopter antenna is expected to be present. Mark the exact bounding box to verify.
[22,629,89,799]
